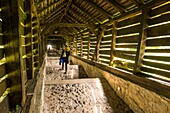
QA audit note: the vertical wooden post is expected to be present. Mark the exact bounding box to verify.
[80,34,83,56]
[110,22,117,66]
[24,0,33,79]
[94,27,106,62]
[133,9,149,74]
[18,0,27,106]
[87,32,90,59]
[75,35,78,55]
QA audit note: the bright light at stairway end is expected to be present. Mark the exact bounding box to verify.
[47,45,52,50]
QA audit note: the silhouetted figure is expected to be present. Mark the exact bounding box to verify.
[60,44,70,74]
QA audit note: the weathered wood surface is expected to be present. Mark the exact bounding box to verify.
[133,9,148,74]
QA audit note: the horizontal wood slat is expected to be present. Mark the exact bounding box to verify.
[145,49,170,53]
[117,14,141,28]
[116,44,138,48]
[0,50,3,59]
[99,50,111,54]
[148,23,170,37]
[148,13,170,25]
[116,35,139,43]
[0,65,6,78]
[115,50,136,54]
[100,45,111,48]
[146,38,170,46]
[117,25,141,36]
[150,3,170,17]
[141,66,170,78]
[144,56,170,62]
[104,30,112,35]
[0,80,7,97]
[143,60,170,71]
[115,51,136,61]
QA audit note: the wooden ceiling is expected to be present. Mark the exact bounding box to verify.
[33,0,152,36]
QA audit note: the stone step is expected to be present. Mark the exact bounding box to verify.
[43,78,113,113]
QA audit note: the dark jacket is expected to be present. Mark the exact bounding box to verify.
[61,50,70,63]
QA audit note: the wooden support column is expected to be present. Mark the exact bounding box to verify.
[24,0,33,79]
[110,22,117,66]
[75,35,78,55]
[87,32,90,59]
[80,34,83,56]
[94,27,106,61]
[133,9,149,74]
[18,0,28,106]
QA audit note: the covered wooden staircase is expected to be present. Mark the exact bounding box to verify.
[29,54,133,113]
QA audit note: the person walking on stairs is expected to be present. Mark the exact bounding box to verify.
[60,44,70,74]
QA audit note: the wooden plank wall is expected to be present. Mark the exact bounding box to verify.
[0,0,43,112]
[73,1,170,84]
[0,1,9,112]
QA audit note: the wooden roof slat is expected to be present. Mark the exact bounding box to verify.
[66,14,80,23]
[59,0,72,23]
[52,23,91,27]
[129,0,141,6]
[37,0,60,14]
[104,0,127,13]
[72,3,101,24]
[43,8,64,23]
[84,0,112,18]
[40,2,67,21]
[35,0,45,6]
[68,9,97,28]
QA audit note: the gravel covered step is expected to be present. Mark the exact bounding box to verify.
[43,78,114,113]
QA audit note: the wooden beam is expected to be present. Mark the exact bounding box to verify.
[64,17,80,33]
[59,0,72,23]
[68,9,97,29]
[72,3,101,24]
[133,8,149,74]
[129,0,141,6]
[66,14,79,23]
[85,0,112,18]
[35,0,44,6]
[37,1,65,14]
[104,0,127,13]
[53,23,91,27]
[103,0,165,27]
[48,34,69,37]
[80,35,83,56]
[43,8,65,23]
[93,27,106,61]
[47,38,63,41]
[87,32,90,59]
[76,35,78,54]
[110,22,117,66]
[40,2,67,21]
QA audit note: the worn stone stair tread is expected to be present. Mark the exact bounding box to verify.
[45,78,101,84]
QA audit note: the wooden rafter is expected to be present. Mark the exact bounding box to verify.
[66,14,80,23]
[64,16,80,33]
[104,0,127,13]
[52,23,91,27]
[44,8,64,23]
[103,0,165,26]
[59,0,72,23]
[129,0,141,6]
[85,0,112,18]
[40,2,67,21]
[68,9,97,29]
[37,0,62,14]
[35,0,45,6]
[72,3,101,24]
